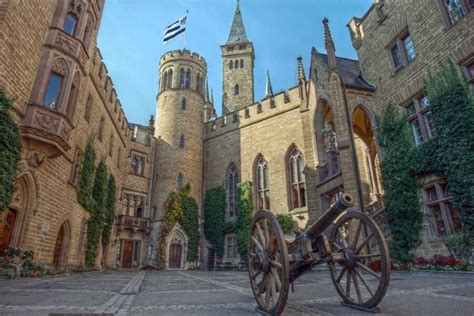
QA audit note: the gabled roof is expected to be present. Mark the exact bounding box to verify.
[226,2,248,44]
[318,53,375,91]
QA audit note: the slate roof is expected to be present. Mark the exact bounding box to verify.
[318,53,376,91]
[227,3,248,44]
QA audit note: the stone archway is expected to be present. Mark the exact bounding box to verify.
[165,224,188,270]
[53,221,70,267]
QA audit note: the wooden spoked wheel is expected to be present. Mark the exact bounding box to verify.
[328,211,390,309]
[248,210,290,315]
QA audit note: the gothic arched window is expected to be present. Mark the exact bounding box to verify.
[177,174,183,191]
[179,134,185,148]
[234,84,240,96]
[179,68,185,88]
[227,164,239,218]
[255,156,270,211]
[229,61,233,70]
[185,69,191,88]
[166,69,173,89]
[288,147,306,209]
[234,60,239,69]
[196,73,202,94]
[240,59,244,68]
[181,97,186,110]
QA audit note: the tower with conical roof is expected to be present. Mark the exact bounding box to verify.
[221,1,255,114]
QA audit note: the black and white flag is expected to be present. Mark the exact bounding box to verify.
[163,15,187,44]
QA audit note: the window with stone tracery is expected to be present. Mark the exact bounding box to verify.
[288,147,306,209]
[179,68,185,88]
[227,164,239,218]
[131,153,145,176]
[64,1,82,36]
[166,69,173,89]
[255,156,270,211]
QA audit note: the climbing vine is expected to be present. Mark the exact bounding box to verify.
[102,174,116,246]
[203,186,226,257]
[77,137,96,210]
[235,181,253,259]
[85,159,108,267]
[377,105,423,263]
[0,91,22,215]
[158,183,199,267]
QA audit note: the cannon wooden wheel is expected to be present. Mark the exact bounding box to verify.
[247,210,290,315]
[328,211,390,309]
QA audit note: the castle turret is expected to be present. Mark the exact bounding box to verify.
[221,1,254,114]
[149,49,207,267]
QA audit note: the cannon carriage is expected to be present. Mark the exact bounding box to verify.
[247,193,390,315]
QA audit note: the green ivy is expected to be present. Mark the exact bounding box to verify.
[236,181,253,259]
[203,187,226,257]
[0,91,22,214]
[180,192,199,262]
[77,137,96,210]
[85,159,108,267]
[102,174,116,246]
[377,104,423,263]
[276,214,294,234]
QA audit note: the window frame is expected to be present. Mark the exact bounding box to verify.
[255,156,270,211]
[227,164,239,219]
[387,30,416,74]
[437,0,472,27]
[43,71,64,109]
[404,94,436,145]
[287,147,307,210]
[69,148,82,186]
[63,12,79,36]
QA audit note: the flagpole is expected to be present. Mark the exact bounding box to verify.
[184,10,189,49]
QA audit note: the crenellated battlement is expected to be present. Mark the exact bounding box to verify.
[205,84,303,138]
[160,49,207,69]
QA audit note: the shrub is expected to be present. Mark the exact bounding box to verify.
[444,232,473,262]
[276,214,294,234]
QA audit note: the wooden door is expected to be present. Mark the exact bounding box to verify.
[53,224,66,267]
[0,210,16,256]
[207,248,215,271]
[169,243,182,269]
[121,240,133,269]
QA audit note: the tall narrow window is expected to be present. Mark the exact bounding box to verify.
[163,71,168,91]
[406,94,436,145]
[402,34,416,62]
[109,134,114,156]
[388,31,416,73]
[256,156,270,211]
[234,60,239,69]
[66,72,80,117]
[240,59,244,68]
[166,70,173,89]
[229,61,233,70]
[177,174,183,191]
[390,44,403,70]
[185,69,191,88]
[196,74,202,93]
[63,13,78,36]
[44,73,63,108]
[98,116,105,141]
[181,98,186,110]
[179,134,185,148]
[179,68,185,88]
[69,149,81,186]
[234,84,240,96]
[227,164,239,218]
[84,95,93,122]
[288,147,306,209]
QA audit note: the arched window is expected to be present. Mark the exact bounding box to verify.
[240,59,244,68]
[196,73,202,93]
[98,116,105,141]
[181,97,186,110]
[177,174,183,191]
[84,95,93,122]
[234,60,239,69]
[163,71,168,91]
[227,164,239,218]
[229,61,233,70]
[255,156,270,211]
[179,68,185,88]
[288,147,306,209]
[185,69,191,88]
[44,72,64,108]
[66,71,80,118]
[166,69,173,89]
[234,84,240,96]
[179,134,185,148]
[63,13,78,36]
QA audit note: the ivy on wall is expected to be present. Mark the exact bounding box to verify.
[77,137,96,210]
[378,105,423,263]
[102,174,116,246]
[378,62,474,262]
[235,181,253,259]
[158,183,199,267]
[203,187,226,257]
[0,91,22,214]
[276,214,295,234]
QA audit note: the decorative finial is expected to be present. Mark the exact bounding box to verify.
[297,56,306,82]
[265,70,274,97]
[323,18,337,70]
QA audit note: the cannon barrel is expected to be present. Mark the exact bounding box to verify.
[293,193,354,245]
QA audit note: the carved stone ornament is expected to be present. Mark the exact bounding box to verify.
[26,152,45,169]
[33,110,60,133]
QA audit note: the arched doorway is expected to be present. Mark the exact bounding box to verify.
[169,243,182,268]
[352,106,382,209]
[0,209,17,255]
[53,222,69,267]
[165,224,188,270]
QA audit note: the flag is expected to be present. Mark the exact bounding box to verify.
[163,15,187,44]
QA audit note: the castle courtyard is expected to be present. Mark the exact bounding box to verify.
[0,270,472,315]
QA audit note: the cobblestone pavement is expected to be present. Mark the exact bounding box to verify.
[0,269,473,315]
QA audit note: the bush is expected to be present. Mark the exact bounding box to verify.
[444,232,473,262]
[276,214,294,234]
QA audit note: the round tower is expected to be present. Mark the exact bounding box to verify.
[149,49,207,267]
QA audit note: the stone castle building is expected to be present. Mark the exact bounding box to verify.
[0,0,472,269]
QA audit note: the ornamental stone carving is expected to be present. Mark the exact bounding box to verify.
[54,33,78,57]
[33,111,60,133]
[51,58,69,76]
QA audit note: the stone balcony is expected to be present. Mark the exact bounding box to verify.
[20,104,73,158]
[45,28,88,71]
[117,215,150,233]
[317,153,341,183]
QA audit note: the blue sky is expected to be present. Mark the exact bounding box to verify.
[97,0,373,125]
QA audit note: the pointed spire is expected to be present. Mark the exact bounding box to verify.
[205,77,210,103]
[265,70,273,97]
[297,56,306,82]
[323,17,337,70]
[227,0,248,44]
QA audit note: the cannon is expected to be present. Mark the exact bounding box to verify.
[247,193,390,315]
